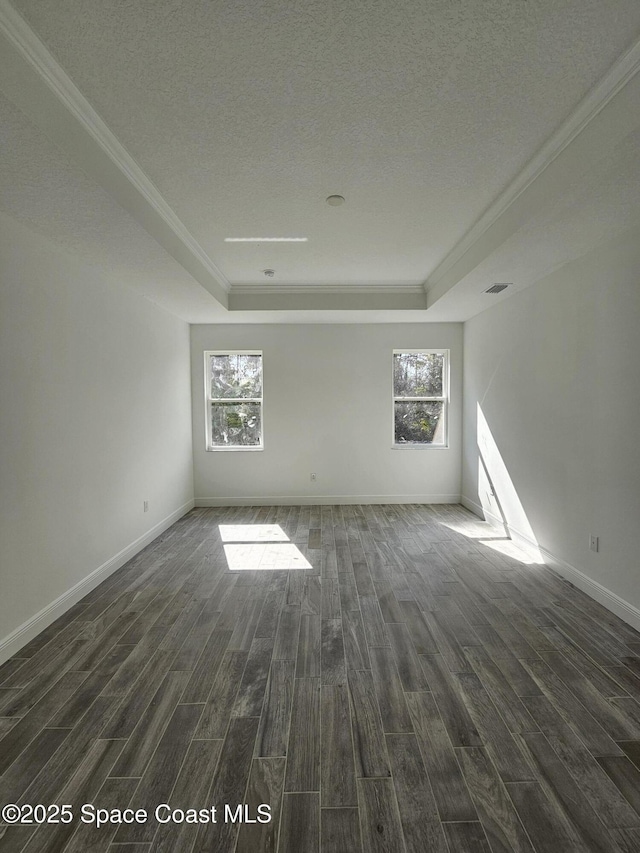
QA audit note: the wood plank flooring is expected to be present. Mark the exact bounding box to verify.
[2,503,640,852]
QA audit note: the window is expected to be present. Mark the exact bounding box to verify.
[393,350,448,446]
[204,351,263,450]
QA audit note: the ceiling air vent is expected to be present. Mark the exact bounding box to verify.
[484,283,511,294]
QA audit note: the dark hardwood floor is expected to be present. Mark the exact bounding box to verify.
[2,504,640,852]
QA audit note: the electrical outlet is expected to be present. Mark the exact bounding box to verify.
[310,473,317,482]
[144,500,149,512]
[589,534,598,552]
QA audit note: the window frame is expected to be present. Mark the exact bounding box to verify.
[392,349,449,449]
[204,350,264,451]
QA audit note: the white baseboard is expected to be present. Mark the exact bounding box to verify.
[460,495,489,518]
[460,495,524,544]
[196,494,461,507]
[461,494,640,633]
[0,499,195,665]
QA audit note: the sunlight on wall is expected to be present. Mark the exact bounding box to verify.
[219,524,312,570]
[476,403,543,564]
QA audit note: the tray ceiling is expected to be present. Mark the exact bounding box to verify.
[2,0,640,321]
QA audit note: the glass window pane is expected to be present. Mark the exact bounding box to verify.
[393,353,443,397]
[394,401,444,445]
[210,402,262,447]
[210,354,262,399]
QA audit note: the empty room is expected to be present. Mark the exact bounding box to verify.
[2,1,640,852]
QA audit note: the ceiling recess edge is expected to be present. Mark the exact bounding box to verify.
[424,32,640,298]
[0,0,231,304]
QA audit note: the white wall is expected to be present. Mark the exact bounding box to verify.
[0,213,194,660]
[191,323,462,504]
[462,228,640,627]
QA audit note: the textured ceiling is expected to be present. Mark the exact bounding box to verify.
[427,125,640,322]
[2,0,640,320]
[0,91,224,320]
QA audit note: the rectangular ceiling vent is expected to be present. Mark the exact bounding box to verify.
[484,283,511,294]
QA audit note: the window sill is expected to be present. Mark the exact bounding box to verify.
[391,444,448,450]
[206,446,264,452]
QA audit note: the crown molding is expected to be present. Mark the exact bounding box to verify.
[0,0,230,297]
[425,34,640,294]
[231,282,424,296]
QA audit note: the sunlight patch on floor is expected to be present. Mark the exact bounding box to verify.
[438,519,497,539]
[219,524,289,542]
[223,542,312,571]
[477,537,543,565]
[218,523,312,570]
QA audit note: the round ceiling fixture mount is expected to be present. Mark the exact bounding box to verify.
[326,194,345,206]
[263,269,275,278]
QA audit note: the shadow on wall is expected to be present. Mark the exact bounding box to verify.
[476,404,543,564]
